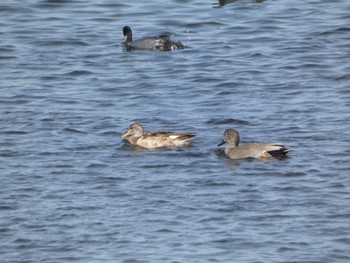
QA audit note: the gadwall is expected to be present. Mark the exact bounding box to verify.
[218,128,292,160]
[122,26,184,51]
[121,123,195,149]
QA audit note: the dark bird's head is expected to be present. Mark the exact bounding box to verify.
[123,26,132,42]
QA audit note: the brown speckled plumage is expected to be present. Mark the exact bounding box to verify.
[121,123,195,149]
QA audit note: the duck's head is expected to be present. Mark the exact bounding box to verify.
[218,128,240,147]
[121,123,144,138]
[123,26,133,42]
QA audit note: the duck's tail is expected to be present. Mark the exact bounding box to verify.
[266,144,292,158]
[173,134,196,145]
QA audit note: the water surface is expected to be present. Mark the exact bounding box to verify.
[1,0,350,262]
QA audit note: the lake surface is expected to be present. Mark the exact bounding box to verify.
[1,0,350,262]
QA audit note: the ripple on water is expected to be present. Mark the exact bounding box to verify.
[1,0,350,262]
[206,118,251,125]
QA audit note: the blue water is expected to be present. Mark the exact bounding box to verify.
[1,0,350,262]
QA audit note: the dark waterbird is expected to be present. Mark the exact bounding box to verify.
[122,26,184,51]
[218,128,292,160]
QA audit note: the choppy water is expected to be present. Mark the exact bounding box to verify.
[1,0,350,262]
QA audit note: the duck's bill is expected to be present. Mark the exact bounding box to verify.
[218,140,226,146]
[121,130,131,138]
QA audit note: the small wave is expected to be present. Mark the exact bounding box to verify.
[318,27,350,36]
[65,70,93,76]
[0,56,17,60]
[41,0,72,3]
[0,131,28,136]
[141,164,171,169]
[0,99,29,105]
[59,126,88,134]
[206,118,250,125]
[32,39,88,47]
[0,205,16,211]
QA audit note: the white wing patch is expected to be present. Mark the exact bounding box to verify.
[169,135,180,139]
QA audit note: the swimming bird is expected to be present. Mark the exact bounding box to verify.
[122,26,184,51]
[121,123,195,149]
[218,128,292,160]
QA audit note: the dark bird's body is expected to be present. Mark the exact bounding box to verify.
[122,26,184,51]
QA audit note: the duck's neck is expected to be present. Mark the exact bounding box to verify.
[129,136,139,145]
[225,143,237,154]
[126,32,132,42]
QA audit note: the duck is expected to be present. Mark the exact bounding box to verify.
[121,123,195,149]
[122,26,184,51]
[218,128,292,160]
